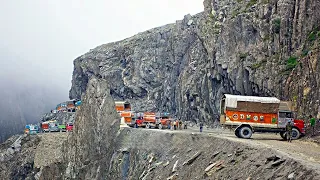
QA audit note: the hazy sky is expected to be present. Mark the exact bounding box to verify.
[0,0,203,98]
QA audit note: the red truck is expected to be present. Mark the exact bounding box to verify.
[66,122,73,132]
[220,94,305,139]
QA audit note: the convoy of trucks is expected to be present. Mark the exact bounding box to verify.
[24,95,307,141]
[55,99,81,112]
[115,101,173,129]
[220,94,305,139]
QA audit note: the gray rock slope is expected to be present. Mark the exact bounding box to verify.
[69,0,320,123]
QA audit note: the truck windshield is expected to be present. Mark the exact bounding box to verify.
[279,112,293,118]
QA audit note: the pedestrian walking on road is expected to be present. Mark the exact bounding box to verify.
[310,115,316,136]
[184,121,187,129]
[179,120,182,130]
[286,120,293,142]
[174,120,177,130]
[200,122,204,132]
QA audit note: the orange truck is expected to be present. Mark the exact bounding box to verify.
[143,112,171,129]
[115,101,131,112]
[120,111,135,126]
[220,94,305,139]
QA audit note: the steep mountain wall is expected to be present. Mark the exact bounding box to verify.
[69,0,320,123]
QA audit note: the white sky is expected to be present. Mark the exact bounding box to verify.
[0,0,203,98]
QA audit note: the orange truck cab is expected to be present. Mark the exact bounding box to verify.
[120,111,135,126]
[220,94,305,139]
[115,101,131,112]
[157,112,171,129]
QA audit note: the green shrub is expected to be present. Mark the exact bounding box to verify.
[286,56,298,70]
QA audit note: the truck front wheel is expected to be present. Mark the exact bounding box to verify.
[291,128,301,140]
[239,126,252,139]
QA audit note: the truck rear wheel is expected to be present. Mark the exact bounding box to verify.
[291,128,301,140]
[146,123,151,129]
[235,129,241,138]
[239,126,252,139]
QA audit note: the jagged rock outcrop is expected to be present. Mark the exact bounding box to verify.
[69,0,320,124]
[63,77,120,179]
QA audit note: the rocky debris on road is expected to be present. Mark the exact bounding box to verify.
[167,173,178,180]
[172,160,179,173]
[182,151,202,166]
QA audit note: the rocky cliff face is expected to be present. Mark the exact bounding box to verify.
[63,77,120,179]
[69,0,320,123]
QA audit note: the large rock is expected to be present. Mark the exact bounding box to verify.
[63,77,120,179]
[69,0,320,124]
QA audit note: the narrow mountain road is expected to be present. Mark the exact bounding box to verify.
[138,125,320,173]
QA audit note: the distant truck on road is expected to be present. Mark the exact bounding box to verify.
[220,94,305,139]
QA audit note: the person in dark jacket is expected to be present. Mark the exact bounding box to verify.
[200,122,204,132]
[286,120,293,142]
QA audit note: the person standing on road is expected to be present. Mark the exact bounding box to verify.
[286,120,293,142]
[310,115,316,136]
[200,122,204,132]
[179,120,182,130]
[174,120,177,130]
[184,121,188,129]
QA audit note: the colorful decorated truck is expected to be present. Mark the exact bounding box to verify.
[56,103,67,112]
[58,124,66,132]
[220,94,305,139]
[41,120,60,132]
[25,124,39,135]
[66,122,73,132]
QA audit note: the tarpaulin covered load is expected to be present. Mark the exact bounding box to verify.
[224,94,280,113]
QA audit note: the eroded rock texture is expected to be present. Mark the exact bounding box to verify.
[64,77,120,179]
[69,0,320,123]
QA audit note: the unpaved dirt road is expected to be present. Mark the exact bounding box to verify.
[138,126,320,174]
